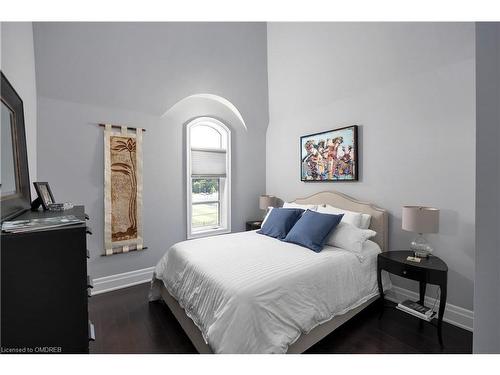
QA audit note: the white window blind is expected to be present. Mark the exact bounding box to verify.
[191,148,227,177]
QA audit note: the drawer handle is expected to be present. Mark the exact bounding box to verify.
[86,226,93,235]
[88,288,92,298]
[403,270,407,275]
[85,213,90,220]
[87,276,94,289]
[86,249,90,259]
[88,321,95,341]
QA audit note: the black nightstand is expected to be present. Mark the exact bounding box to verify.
[245,220,263,231]
[377,251,448,346]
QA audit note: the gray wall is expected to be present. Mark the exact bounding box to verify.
[266,23,475,310]
[34,23,269,279]
[1,22,37,194]
[474,22,500,353]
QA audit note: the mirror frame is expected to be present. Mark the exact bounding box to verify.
[1,71,31,221]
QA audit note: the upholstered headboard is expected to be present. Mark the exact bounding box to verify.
[293,191,389,252]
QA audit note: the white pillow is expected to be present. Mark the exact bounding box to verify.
[359,214,372,230]
[325,222,376,254]
[317,205,372,229]
[352,239,381,263]
[262,207,274,226]
[317,205,363,228]
[283,202,318,211]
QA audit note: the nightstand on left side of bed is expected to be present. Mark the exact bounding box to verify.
[245,220,263,231]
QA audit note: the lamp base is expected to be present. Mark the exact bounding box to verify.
[410,234,433,258]
[413,250,431,258]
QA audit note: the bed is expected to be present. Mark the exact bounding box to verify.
[149,191,390,353]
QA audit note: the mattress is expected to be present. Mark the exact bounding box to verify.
[150,230,390,353]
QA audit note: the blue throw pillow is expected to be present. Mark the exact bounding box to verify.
[257,208,304,240]
[283,210,343,252]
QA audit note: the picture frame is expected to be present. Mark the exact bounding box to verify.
[1,72,32,221]
[33,182,56,210]
[300,125,359,182]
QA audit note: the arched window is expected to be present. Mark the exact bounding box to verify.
[186,117,231,238]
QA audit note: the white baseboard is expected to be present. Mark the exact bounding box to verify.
[385,285,474,332]
[92,266,155,295]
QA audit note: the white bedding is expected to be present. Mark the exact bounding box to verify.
[150,230,391,353]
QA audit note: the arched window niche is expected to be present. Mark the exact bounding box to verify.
[186,117,231,239]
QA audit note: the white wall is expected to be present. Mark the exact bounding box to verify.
[1,22,37,194]
[34,22,269,280]
[266,23,475,310]
[474,22,500,353]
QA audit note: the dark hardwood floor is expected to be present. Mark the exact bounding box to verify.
[89,283,472,354]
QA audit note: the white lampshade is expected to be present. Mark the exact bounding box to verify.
[402,206,439,234]
[259,195,275,210]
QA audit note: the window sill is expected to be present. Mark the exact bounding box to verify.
[188,227,231,240]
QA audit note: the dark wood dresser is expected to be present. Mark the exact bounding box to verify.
[1,206,94,353]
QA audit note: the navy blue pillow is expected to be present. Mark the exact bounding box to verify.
[283,210,343,252]
[257,208,304,239]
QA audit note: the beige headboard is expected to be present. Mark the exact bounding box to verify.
[293,191,389,252]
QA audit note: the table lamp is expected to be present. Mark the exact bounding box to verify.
[402,206,439,258]
[259,195,276,219]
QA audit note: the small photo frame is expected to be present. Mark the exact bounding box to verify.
[33,182,55,210]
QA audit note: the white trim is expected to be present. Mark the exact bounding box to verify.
[385,285,474,332]
[91,267,155,295]
[188,228,231,239]
[186,117,231,240]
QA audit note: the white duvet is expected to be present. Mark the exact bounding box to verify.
[150,230,390,354]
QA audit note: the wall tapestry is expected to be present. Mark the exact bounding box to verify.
[300,125,358,182]
[103,124,144,255]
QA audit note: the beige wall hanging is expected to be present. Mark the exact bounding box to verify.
[102,124,145,256]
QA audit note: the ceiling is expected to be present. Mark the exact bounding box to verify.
[33,22,268,116]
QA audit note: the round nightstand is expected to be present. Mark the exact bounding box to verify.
[377,250,448,346]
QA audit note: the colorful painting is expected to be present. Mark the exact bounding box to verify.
[104,125,144,256]
[300,125,358,182]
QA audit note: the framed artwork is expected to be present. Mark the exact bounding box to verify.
[33,182,55,210]
[1,72,31,221]
[300,125,358,182]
